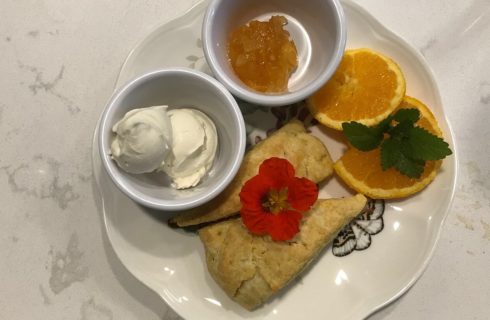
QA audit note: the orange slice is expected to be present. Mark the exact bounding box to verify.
[307,48,406,130]
[334,96,443,199]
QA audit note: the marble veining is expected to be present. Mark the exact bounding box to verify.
[39,285,52,305]
[481,220,490,241]
[479,82,490,105]
[48,233,89,295]
[457,162,490,205]
[412,0,489,64]
[419,38,437,57]
[80,298,114,320]
[27,30,40,38]
[78,173,94,183]
[456,214,475,231]
[465,161,490,194]
[5,128,21,141]
[17,62,80,115]
[1,155,80,209]
[453,161,490,241]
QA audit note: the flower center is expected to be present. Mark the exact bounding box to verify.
[262,188,289,214]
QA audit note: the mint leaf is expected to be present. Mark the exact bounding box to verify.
[393,108,420,124]
[388,119,413,139]
[407,127,452,160]
[381,138,424,178]
[380,138,401,170]
[341,108,452,179]
[375,116,393,133]
[394,153,425,178]
[342,122,383,151]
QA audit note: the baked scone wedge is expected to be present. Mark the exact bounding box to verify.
[199,194,367,310]
[170,120,333,227]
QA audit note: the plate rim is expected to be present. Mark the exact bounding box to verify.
[91,0,459,319]
[114,0,210,90]
[336,2,459,318]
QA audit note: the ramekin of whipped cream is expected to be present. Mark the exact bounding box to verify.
[97,68,245,211]
[110,105,218,189]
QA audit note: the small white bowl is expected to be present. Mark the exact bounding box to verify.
[202,0,347,107]
[98,68,246,211]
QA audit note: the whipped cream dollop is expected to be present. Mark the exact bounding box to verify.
[110,105,218,189]
[111,105,172,174]
[163,109,218,189]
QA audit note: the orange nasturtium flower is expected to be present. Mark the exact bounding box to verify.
[239,157,318,241]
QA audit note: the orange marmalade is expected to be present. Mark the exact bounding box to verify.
[227,16,298,93]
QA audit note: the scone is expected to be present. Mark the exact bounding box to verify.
[199,194,367,310]
[170,120,333,227]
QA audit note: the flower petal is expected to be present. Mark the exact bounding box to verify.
[267,210,302,241]
[258,157,295,189]
[241,209,268,235]
[239,175,272,211]
[287,177,319,212]
[240,174,275,235]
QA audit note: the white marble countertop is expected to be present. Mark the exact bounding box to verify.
[1,0,488,319]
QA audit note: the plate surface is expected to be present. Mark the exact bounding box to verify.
[92,1,457,319]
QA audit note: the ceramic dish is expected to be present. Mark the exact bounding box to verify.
[98,68,246,211]
[92,0,457,319]
[201,0,347,106]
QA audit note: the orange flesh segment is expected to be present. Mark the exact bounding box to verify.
[339,149,439,189]
[335,96,444,197]
[309,51,400,121]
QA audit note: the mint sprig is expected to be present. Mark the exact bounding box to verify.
[342,108,452,178]
[342,121,383,151]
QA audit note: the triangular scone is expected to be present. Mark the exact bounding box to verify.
[199,194,367,310]
[170,120,333,227]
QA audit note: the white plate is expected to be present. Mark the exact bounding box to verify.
[92,1,457,319]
